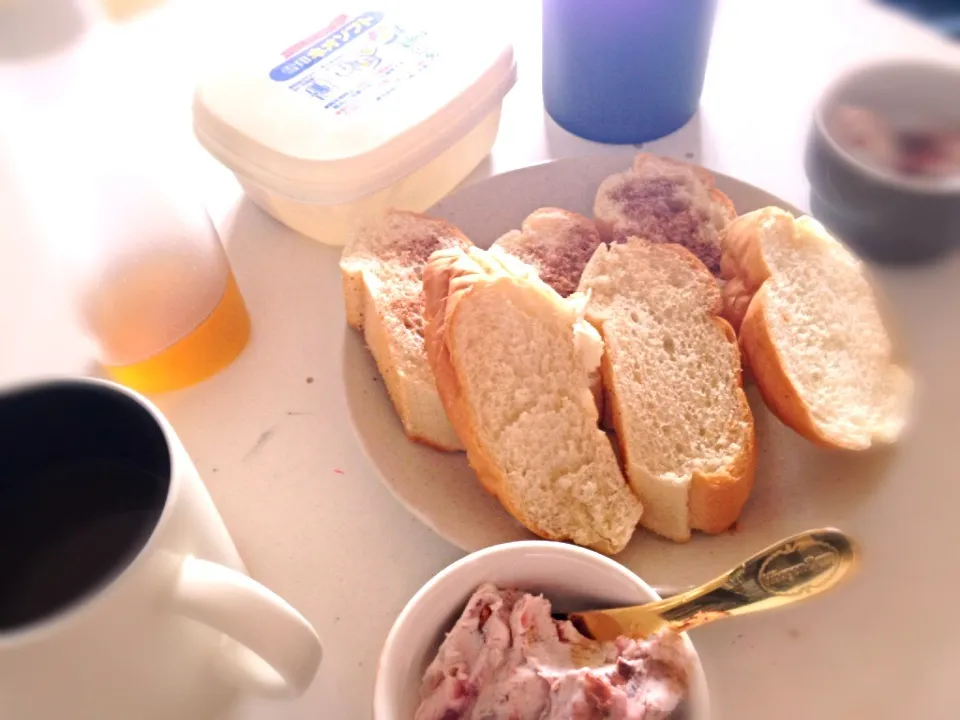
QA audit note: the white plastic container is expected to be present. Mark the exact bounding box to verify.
[193,2,516,246]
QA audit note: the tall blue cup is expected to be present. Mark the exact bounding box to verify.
[542,0,718,144]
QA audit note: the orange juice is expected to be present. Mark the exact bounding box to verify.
[104,272,250,394]
[68,168,251,395]
[99,0,167,21]
[48,84,251,395]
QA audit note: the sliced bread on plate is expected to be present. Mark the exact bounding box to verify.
[491,208,603,297]
[593,153,736,275]
[423,245,643,554]
[340,210,472,451]
[578,238,756,542]
[721,207,913,450]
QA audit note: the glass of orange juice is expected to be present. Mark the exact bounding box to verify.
[69,167,250,395]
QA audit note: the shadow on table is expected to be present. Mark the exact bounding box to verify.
[542,106,706,164]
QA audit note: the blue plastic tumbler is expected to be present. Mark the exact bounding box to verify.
[542,0,718,144]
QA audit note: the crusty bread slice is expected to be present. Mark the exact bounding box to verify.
[578,238,756,542]
[491,208,606,415]
[593,153,736,275]
[340,210,472,451]
[721,207,913,450]
[423,245,642,554]
[491,208,603,297]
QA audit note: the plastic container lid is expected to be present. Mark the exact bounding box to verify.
[194,2,516,204]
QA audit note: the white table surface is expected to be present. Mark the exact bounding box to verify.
[2,1,960,719]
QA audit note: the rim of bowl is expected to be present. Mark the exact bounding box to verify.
[814,58,960,197]
[373,540,710,720]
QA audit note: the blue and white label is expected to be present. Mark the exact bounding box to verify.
[270,12,440,116]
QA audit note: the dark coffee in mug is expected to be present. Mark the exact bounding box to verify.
[0,383,170,630]
[0,378,322,720]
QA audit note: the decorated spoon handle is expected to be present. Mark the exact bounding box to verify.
[650,528,858,632]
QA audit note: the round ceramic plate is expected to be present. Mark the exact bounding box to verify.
[343,155,894,592]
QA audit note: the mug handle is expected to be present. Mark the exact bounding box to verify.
[172,555,322,698]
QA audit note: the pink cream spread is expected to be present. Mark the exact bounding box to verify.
[415,583,691,720]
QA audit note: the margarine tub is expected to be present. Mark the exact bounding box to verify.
[193,2,516,246]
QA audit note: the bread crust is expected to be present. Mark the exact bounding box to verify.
[422,250,504,486]
[719,208,783,332]
[585,241,756,541]
[633,152,715,184]
[594,153,737,275]
[423,247,636,554]
[492,208,602,298]
[340,210,472,452]
[688,313,757,533]
[423,249,552,543]
[737,285,850,449]
[721,208,839,446]
[710,187,737,222]
[722,208,909,450]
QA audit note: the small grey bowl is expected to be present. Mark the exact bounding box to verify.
[805,59,960,264]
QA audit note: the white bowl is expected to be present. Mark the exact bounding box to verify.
[374,541,710,719]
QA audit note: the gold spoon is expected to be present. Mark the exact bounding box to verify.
[563,527,858,643]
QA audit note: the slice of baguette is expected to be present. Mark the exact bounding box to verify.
[593,153,736,275]
[578,238,756,542]
[721,207,912,450]
[491,208,603,297]
[340,210,472,451]
[423,245,642,554]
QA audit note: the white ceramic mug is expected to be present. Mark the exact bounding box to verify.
[0,378,322,720]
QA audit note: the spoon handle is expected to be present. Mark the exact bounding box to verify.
[573,528,858,641]
[653,528,857,632]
